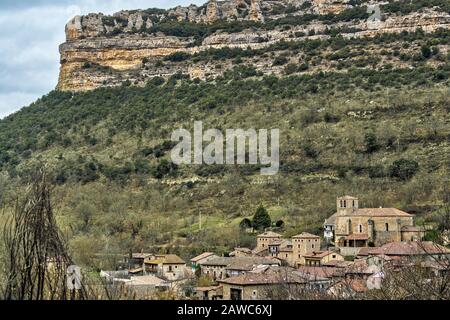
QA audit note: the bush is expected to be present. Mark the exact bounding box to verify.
[273,56,289,66]
[389,159,420,180]
[239,218,252,230]
[364,131,380,153]
[164,52,191,62]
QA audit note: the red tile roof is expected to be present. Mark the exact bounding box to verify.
[191,252,215,263]
[343,208,413,217]
[257,231,282,238]
[297,266,342,279]
[219,267,306,286]
[303,250,340,259]
[292,232,320,239]
[344,233,369,241]
[369,241,449,256]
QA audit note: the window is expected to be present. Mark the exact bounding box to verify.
[343,200,347,208]
[352,200,355,207]
[385,223,389,231]
[332,255,336,259]
[312,244,315,249]
[359,225,363,233]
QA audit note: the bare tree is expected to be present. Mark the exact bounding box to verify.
[1,169,87,300]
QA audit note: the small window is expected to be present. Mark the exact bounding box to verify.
[359,225,363,233]
[343,200,347,208]
[332,255,336,259]
[385,223,389,232]
[312,244,315,249]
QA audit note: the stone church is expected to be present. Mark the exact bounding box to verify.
[324,196,424,255]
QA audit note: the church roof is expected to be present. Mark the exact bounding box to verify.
[339,208,413,217]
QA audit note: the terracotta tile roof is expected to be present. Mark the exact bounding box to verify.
[292,232,320,239]
[370,241,449,256]
[322,260,353,268]
[342,208,413,217]
[344,233,369,241]
[226,257,280,271]
[297,266,342,279]
[191,252,215,263]
[329,279,368,294]
[145,254,186,265]
[357,247,380,256]
[257,231,282,238]
[218,267,306,286]
[344,259,372,274]
[200,257,232,266]
[303,250,339,259]
[252,247,269,256]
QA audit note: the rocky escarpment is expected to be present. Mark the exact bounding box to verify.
[58,0,450,91]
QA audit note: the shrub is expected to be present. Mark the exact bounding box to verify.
[239,218,252,230]
[389,159,420,180]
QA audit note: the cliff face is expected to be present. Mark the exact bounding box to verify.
[57,0,450,91]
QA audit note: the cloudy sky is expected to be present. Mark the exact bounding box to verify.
[0,0,205,119]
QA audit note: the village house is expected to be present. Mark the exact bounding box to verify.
[292,232,322,266]
[324,196,425,256]
[218,266,307,300]
[190,252,218,273]
[193,285,223,300]
[256,231,282,250]
[254,231,325,267]
[143,254,189,281]
[302,250,345,266]
[199,256,280,281]
[366,241,450,261]
[229,248,253,257]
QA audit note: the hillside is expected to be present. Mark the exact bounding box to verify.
[0,0,449,269]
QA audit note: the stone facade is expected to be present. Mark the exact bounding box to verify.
[324,196,424,252]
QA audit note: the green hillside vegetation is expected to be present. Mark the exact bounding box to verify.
[0,28,449,271]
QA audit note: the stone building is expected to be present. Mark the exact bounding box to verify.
[256,231,282,250]
[255,231,323,267]
[324,196,424,256]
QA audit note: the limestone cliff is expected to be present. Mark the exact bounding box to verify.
[58,0,450,91]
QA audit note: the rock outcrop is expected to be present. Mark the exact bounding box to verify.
[57,0,450,91]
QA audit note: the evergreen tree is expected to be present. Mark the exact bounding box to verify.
[252,205,271,231]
